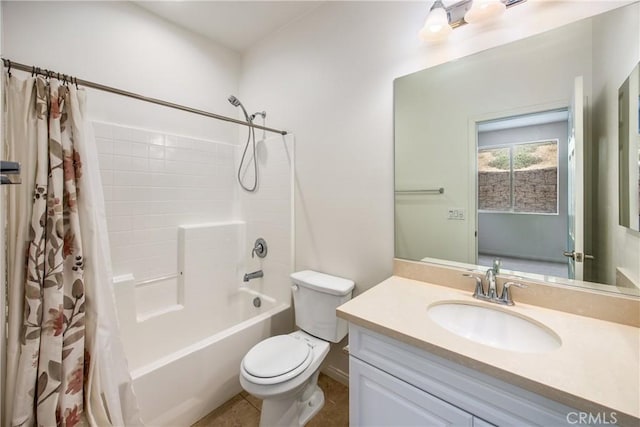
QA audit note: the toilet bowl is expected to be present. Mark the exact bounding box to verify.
[239,270,354,427]
[240,331,330,426]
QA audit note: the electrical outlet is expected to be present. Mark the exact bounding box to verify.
[447,208,466,220]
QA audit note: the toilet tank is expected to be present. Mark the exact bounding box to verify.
[291,270,355,343]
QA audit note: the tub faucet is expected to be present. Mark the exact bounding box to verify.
[244,270,263,282]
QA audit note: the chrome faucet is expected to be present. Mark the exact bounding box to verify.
[463,270,527,306]
[485,268,497,300]
[462,273,484,299]
[499,281,527,306]
[243,270,263,282]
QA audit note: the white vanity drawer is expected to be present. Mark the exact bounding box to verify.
[350,357,474,427]
[349,325,577,426]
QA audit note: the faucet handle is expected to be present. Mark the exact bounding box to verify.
[251,238,267,258]
[463,273,485,298]
[499,281,528,306]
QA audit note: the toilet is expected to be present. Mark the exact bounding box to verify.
[239,270,354,427]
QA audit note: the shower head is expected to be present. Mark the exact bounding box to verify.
[228,95,249,121]
[228,95,242,107]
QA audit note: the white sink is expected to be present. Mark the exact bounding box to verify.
[427,302,561,353]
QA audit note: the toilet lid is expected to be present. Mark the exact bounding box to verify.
[243,335,311,379]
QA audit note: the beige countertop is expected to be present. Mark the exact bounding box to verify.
[337,276,640,423]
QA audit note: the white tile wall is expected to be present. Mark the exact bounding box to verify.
[240,135,294,304]
[96,122,294,331]
[94,121,239,284]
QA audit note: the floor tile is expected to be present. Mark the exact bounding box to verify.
[192,394,260,427]
[193,374,348,426]
[240,390,263,411]
[307,374,349,427]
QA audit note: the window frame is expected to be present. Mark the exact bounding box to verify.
[477,138,560,216]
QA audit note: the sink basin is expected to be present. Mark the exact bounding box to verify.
[427,302,561,353]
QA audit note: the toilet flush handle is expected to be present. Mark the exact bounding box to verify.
[292,284,299,292]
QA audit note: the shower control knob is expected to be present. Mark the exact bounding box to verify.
[252,238,268,258]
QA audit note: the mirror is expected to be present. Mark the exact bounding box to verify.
[394,3,640,295]
[618,63,640,232]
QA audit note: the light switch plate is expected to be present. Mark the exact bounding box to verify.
[447,208,466,220]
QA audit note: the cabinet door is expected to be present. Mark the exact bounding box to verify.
[350,357,473,427]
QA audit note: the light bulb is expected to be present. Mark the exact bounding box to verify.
[464,0,506,24]
[419,3,452,42]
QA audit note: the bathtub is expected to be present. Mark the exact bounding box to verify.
[128,286,290,426]
[102,129,295,425]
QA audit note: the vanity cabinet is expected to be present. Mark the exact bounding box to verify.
[350,357,482,426]
[348,325,580,427]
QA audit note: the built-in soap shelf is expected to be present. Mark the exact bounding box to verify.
[112,221,246,324]
[113,273,184,323]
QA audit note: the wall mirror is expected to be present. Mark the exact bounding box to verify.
[394,2,640,295]
[618,63,640,232]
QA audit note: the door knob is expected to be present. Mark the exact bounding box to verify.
[562,251,594,262]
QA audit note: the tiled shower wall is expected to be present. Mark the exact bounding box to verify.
[93,121,238,283]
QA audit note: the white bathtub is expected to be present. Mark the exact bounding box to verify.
[128,287,290,426]
[105,130,295,426]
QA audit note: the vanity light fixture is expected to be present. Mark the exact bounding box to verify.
[419,0,452,42]
[419,0,527,42]
[464,0,506,23]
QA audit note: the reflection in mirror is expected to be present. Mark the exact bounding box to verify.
[477,111,567,279]
[394,3,640,295]
[618,63,640,232]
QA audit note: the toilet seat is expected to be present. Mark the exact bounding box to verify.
[242,335,313,385]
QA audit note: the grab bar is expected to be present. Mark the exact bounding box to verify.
[395,187,444,195]
[136,273,180,287]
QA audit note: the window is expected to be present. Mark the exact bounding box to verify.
[478,140,559,214]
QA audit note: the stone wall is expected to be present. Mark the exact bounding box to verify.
[478,170,510,210]
[479,167,558,213]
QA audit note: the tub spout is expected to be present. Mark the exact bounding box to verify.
[244,270,263,282]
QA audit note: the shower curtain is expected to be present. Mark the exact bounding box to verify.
[4,74,142,426]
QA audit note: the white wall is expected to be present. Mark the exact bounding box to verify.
[241,0,630,295]
[2,1,241,141]
[239,134,295,305]
[240,0,633,380]
[93,122,239,319]
[591,3,640,286]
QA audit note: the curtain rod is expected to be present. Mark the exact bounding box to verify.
[1,58,288,136]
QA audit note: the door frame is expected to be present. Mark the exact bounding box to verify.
[467,100,570,265]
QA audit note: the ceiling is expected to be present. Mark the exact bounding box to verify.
[135,1,323,53]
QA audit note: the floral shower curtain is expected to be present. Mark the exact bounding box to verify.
[4,74,142,426]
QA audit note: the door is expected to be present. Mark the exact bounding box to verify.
[350,357,474,426]
[566,76,585,280]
